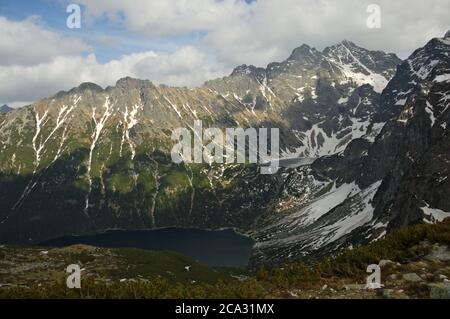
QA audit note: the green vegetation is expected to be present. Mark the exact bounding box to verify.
[107,173,135,194]
[1,219,449,299]
[110,248,238,284]
[263,218,450,289]
[0,278,266,299]
[67,252,96,265]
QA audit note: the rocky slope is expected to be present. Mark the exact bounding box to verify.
[251,31,450,265]
[205,41,401,157]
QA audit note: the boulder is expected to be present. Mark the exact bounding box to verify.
[344,284,366,290]
[426,245,450,262]
[379,260,394,267]
[403,273,423,283]
[429,283,450,299]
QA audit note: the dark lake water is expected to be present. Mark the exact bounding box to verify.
[40,228,255,267]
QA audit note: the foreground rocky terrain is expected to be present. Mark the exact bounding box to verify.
[0,244,242,288]
[281,244,450,299]
[1,219,450,299]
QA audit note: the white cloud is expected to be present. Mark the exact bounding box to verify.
[0,16,90,66]
[1,0,449,105]
[6,101,34,109]
[0,14,228,105]
[0,46,226,104]
[78,0,450,65]
[78,0,250,37]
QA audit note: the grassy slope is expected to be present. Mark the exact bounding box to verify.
[110,248,242,284]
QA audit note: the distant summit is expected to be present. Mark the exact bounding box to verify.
[0,104,13,113]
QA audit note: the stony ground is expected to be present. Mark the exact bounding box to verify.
[0,244,241,292]
[1,242,450,299]
[276,244,450,299]
[0,245,122,289]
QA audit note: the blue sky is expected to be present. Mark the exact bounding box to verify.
[0,0,63,25]
[0,0,199,63]
[0,0,449,107]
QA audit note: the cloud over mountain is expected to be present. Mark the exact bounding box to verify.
[1,0,449,106]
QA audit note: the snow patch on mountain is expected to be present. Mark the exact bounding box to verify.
[324,42,391,93]
[422,205,450,223]
[313,180,382,248]
[434,74,450,83]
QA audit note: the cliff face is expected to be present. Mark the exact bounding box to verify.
[250,32,450,265]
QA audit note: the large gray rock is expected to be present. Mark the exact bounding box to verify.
[403,273,423,283]
[379,259,394,267]
[429,283,450,299]
[426,244,450,262]
[344,284,367,290]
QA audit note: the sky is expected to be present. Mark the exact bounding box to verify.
[0,0,449,108]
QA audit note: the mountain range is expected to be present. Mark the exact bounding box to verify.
[0,32,449,265]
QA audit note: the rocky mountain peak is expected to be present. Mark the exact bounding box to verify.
[288,44,319,60]
[323,40,357,53]
[52,82,104,99]
[445,30,450,38]
[79,82,104,92]
[230,64,265,77]
[65,82,104,96]
[340,40,358,48]
[114,77,154,90]
[0,104,13,113]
